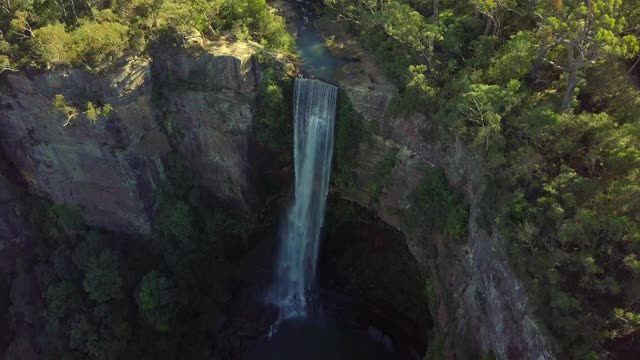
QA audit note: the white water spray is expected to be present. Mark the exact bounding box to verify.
[269,78,337,319]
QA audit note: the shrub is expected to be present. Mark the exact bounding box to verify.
[407,167,468,240]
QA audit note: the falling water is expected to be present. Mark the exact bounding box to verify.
[270,78,337,319]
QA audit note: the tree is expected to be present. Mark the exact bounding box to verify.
[44,280,82,320]
[0,34,16,73]
[456,80,523,151]
[9,10,35,40]
[534,0,640,110]
[53,94,80,126]
[487,31,537,85]
[33,23,74,68]
[136,271,176,332]
[73,20,128,70]
[69,314,99,356]
[86,101,112,122]
[470,0,515,35]
[82,249,124,304]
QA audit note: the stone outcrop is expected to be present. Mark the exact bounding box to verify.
[0,40,282,236]
[151,43,265,210]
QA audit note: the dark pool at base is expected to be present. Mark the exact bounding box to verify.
[243,316,402,360]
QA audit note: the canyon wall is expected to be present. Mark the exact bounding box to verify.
[330,42,556,359]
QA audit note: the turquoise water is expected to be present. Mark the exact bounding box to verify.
[294,0,347,81]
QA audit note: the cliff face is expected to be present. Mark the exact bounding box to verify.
[0,41,276,239]
[330,44,556,358]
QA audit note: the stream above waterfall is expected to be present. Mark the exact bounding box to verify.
[292,0,348,81]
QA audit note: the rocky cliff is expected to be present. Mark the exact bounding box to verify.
[0,40,283,240]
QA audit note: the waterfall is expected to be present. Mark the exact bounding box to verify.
[270,78,337,319]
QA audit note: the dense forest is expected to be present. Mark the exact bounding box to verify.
[2,0,640,359]
[322,0,640,358]
[0,0,293,74]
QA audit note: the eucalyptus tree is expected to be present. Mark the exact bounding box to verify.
[531,0,639,110]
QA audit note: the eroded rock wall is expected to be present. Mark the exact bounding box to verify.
[326,31,556,358]
[0,41,281,237]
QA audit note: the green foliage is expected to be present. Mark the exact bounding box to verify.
[45,280,81,320]
[69,314,98,354]
[332,92,365,188]
[368,154,396,203]
[450,80,524,154]
[86,102,112,122]
[486,31,537,85]
[33,24,75,68]
[1,0,293,72]
[256,68,292,159]
[73,20,129,70]
[157,200,194,245]
[136,271,176,332]
[53,95,112,125]
[82,250,124,304]
[407,167,468,240]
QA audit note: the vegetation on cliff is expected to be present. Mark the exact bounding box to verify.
[324,0,640,357]
[5,153,261,359]
[0,0,293,73]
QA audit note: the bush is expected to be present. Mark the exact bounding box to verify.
[137,271,176,332]
[332,92,365,188]
[407,167,468,240]
[82,250,124,304]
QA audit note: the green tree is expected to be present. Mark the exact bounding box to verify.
[73,20,129,71]
[82,250,124,304]
[456,80,523,151]
[33,23,74,68]
[44,280,82,320]
[534,0,640,110]
[53,94,80,126]
[69,314,99,357]
[136,271,176,332]
[487,31,537,85]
